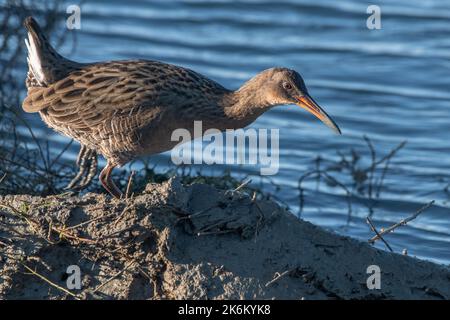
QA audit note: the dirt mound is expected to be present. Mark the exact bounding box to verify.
[1,177,449,299]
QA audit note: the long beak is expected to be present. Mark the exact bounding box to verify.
[295,95,341,135]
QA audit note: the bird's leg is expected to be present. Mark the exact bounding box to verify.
[99,162,123,199]
[76,150,98,189]
[76,144,87,166]
[66,145,88,190]
[66,145,98,190]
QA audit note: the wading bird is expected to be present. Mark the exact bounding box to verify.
[22,17,341,198]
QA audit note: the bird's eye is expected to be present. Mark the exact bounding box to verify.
[283,82,292,90]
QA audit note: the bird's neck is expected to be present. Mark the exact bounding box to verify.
[220,81,270,127]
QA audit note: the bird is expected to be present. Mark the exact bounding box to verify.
[22,16,341,199]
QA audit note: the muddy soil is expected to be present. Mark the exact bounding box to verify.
[1,177,449,299]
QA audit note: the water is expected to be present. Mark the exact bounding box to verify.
[6,0,450,264]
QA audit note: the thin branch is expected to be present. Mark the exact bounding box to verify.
[366,217,393,252]
[363,135,376,200]
[225,178,252,196]
[0,172,6,185]
[265,269,293,287]
[20,262,80,299]
[363,140,407,173]
[368,200,435,244]
[125,170,135,199]
[298,170,352,219]
[92,260,135,294]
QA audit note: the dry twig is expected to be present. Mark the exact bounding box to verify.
[125,170,136,199]
[20,262,80,299]
[265,269,293,287]
[92,260,136,294]
[366,217,393,252]
[368,200,435,244]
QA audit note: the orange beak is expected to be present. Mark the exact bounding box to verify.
[295,95,341,134]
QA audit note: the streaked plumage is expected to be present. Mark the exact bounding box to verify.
[22,16,341,198]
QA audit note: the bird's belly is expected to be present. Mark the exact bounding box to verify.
[138,118,231,157]
[138,123,193,156]
[39,108,242,165]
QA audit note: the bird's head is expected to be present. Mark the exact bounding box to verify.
[238,67,341,134]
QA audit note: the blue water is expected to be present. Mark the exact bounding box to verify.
[3,0,450,265]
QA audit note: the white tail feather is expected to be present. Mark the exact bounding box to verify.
[24,33,44,85]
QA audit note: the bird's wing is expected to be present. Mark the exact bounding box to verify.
[22,61,173,132]
[22,60,229,132]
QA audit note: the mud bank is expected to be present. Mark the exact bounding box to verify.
[0,178,449,300]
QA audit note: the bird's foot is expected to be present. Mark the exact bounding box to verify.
[99,162,123,199]
[65,145,98,191]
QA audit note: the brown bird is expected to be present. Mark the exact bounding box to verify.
[22,17,341,198]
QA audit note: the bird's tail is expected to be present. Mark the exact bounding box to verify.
[24,16,78,88]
